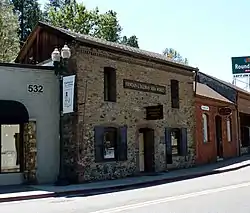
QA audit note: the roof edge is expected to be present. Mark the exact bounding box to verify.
[15,22,75,63]
[38,22,199,72]
[74,38,198,72]
[15,23,40,63]
[199,71,250,96]
[0,62,54,70]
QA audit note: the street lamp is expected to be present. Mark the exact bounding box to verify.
[51,44,71,186]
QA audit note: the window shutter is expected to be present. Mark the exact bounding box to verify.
[110,70,117,102]
[94,126,104,162]
[165,127,172,163]
[171,80,179,108]
[180,128,188,156]
[118,125,128,161]
[104,70,108,101]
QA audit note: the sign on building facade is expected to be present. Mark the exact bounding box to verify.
[63,75,76,114]
[232,56,250,75]
[232,56,250,92]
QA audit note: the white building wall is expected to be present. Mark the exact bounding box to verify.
[0,64,59,185]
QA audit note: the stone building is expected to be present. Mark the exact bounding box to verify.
[16,22,198,183]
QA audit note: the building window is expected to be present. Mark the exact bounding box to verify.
[165,127,188,160]
[1,124,23,173]
[171,128,181,155]
[202,113,209,143]
[227,117,232,142]
[104,67,116,102]
[170,80,179,108]
[94,125,127,162]
[103,127,117,160]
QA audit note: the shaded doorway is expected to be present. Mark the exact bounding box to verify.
[241,126,250,148]
[138,128,155,173]
[239,112,250,149]
[215,115,223,159]
[0,100,30,184]
[0,124,24,173]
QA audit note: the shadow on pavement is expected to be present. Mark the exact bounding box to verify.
[0,185,35,195]
[0,155,250,201]
[63,155,250,199]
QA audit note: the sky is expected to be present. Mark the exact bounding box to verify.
[39,0,250,87]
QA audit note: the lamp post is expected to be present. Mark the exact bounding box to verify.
[51,45,71,186]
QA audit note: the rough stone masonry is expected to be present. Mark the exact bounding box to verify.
[63,44,196,183]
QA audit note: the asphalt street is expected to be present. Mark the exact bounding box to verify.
[2,166,250,213]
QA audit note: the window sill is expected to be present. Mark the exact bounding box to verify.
[97,158,118,163]
[104,100,117,103]
[0,171,22,174]
[172,154,181,157]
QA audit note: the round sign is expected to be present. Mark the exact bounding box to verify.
[218,107,232,116]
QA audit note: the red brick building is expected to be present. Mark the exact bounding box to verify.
[195,82,238,165]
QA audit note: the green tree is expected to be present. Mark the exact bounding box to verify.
[163,48,188,65]
[11,0,42,45]
[120,35,139,48]
[46,0,139,48]
[0,0,19,62]
[46,0,64,8]
[43,0,69,18]
[95,10,122,42]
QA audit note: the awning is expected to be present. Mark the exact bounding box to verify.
[0,100,29,124]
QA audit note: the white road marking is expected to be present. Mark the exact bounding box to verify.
[89,181,250,213]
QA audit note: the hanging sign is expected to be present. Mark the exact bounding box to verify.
[218,107,232,116]
[63,75,75,114]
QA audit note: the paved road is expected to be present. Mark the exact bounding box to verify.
[2,166,250,213]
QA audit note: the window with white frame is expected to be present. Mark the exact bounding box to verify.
[202,113,209,143]
[227,117,232,142]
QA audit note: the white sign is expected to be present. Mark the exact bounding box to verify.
[201,105,209,111]
[63,75,75,114]
[233,74,250,78]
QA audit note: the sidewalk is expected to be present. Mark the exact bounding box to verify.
[1,155,250,203]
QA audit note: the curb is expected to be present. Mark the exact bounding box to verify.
[1,163,250,203]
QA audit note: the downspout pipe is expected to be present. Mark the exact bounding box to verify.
[194,68,199,96]
[194,68,199,164]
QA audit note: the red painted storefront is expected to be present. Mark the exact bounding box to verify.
[195,83,238,165]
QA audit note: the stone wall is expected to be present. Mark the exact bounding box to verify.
[71,45,196,182]
[23,121,37,184]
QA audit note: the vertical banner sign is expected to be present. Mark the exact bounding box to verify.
[63,75,75,114]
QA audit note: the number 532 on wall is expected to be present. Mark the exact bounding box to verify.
[27,84,44,93]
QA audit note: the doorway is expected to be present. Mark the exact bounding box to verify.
[241,126,250,147]
[138,128,155,173]
[0,124,24,173]
[215,115,223,159]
